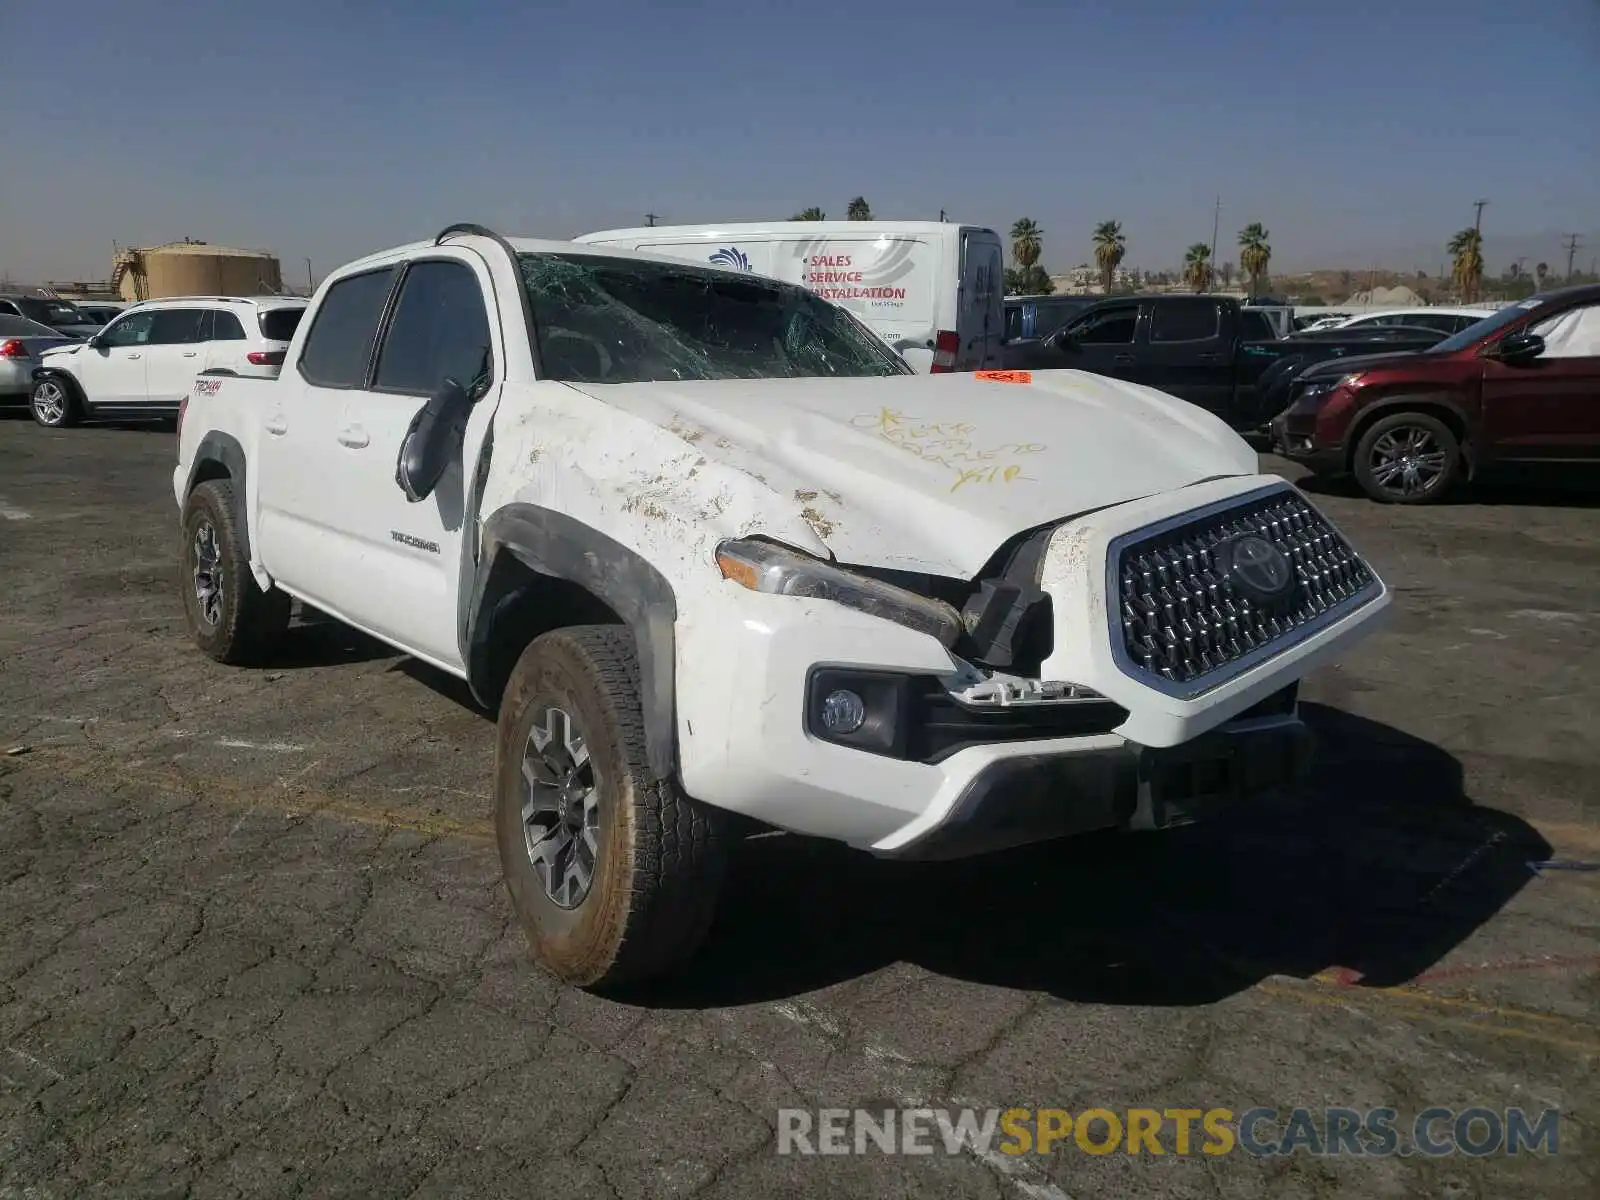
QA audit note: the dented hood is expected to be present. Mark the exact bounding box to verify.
[563,370,1260,578]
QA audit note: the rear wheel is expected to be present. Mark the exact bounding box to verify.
[30,375,80,428]
[1352,412,1462,504]
[494,626,727,990]
[179,480,290,663]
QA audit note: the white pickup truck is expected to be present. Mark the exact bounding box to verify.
[174,223,1391,990]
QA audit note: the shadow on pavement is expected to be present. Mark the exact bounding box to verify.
[629,702,1550,1009]
[247,606,401,670]
[1296,467,1600,509]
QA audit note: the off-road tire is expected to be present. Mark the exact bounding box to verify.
[1352,411,1462,505]
[495,625,727,990]
[30,374,82,428]
[179,480,290,664]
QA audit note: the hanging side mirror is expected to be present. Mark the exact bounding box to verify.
[395,377,471,503]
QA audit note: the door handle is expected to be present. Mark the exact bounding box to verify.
[264,415,287,436]
[1195,352,1220,361]
[1113,353,1135,364]
[126,353,141,360]
[337,424,370,449]
[182,351,198,358]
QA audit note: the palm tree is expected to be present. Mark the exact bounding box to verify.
[1092,220,1125,292]
[1535,261,1550,289]
[846,197,872,221]
[1238,223,1272,298]
[1447,228,1484,302]
[1010,219,1043,270]
[791,207,826,221]
[1183,243,1213,292]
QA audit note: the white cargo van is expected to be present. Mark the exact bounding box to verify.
[573,221,1005,373]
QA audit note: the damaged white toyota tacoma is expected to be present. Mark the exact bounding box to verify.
[173,224,1390,989]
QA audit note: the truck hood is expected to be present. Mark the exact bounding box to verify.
[562,370,1259,578]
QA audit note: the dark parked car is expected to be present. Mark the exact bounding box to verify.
[1270,284,1600,503]
[1002,294,1444,430]
[0,295,100,337]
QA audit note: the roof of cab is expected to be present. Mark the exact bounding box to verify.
[327,234,811,278]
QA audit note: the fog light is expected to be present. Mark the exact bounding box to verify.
[820,689,866,735]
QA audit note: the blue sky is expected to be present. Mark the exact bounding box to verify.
[3,0,1596,283]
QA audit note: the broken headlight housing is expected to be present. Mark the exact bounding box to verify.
[715,538,963,647]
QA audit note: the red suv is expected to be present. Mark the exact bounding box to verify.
[1271,284,1600,503]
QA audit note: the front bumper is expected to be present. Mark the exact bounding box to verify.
[885,710,1312,861]
[1269,404,1344,473]
[671,474,1386,860]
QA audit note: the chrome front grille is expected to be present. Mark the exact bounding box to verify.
[1110,487,1378,693]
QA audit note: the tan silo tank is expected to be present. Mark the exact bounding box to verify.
[114,241,283,301]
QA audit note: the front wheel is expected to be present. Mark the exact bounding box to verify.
[495,626,727,990]
[30,375,80,428]
[1352,412,1462,504]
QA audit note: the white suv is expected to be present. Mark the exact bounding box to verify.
[29,295,308,428]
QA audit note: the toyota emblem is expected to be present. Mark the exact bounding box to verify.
[1226,534,1295,602]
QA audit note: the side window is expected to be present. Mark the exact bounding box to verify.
[1003,306,1023,341]
[100,311,155,347]
[1530,302,1600,359]
[374,260,493,395]
[1070,306,1139,345]
[1149,300,1221,343]
[148,309,207,345]
[210,310,247,341]
[298,267,397,388]
[0,301,18,317]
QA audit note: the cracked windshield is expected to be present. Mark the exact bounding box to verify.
[519,252,910,382]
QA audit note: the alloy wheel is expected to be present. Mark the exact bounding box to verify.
[191,521,225,627]
[32,381,65,425]
[1368,426,1449,498]
[520,705,600,909]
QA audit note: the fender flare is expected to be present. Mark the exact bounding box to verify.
[182,431,253,561]
[462,504,679,780]
[1344,392,1477,463]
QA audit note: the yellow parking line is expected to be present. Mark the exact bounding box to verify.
[1259,979,1600,1055]
[8,744,493,843]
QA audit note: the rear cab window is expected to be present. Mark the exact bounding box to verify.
[1150,299,1223,343]
[297,269,397,388]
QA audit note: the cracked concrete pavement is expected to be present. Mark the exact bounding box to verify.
[0,416,1596,1198]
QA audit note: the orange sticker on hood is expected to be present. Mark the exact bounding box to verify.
[974,370,1032,384]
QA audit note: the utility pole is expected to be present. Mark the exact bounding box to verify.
[939,209,946,222]
[1563,233,1582,282]
[644,213,658,227]
[1472,199,1489,234]
[305,258,314,294]
[1209,195,1221,289]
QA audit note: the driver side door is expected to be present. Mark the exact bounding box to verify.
[1015,302,1143,380]
[75,310,154,406]
[1480,300,1600,461]
[327,254,501,671]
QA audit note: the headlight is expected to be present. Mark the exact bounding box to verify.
[715,538,962,647]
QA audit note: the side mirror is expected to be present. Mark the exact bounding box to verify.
[1494,331,1544,365]
[395,377,472,503]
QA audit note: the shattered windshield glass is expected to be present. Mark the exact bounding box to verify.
[518,253,913,383]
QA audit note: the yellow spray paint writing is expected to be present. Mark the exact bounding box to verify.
[850,407,1045,491]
